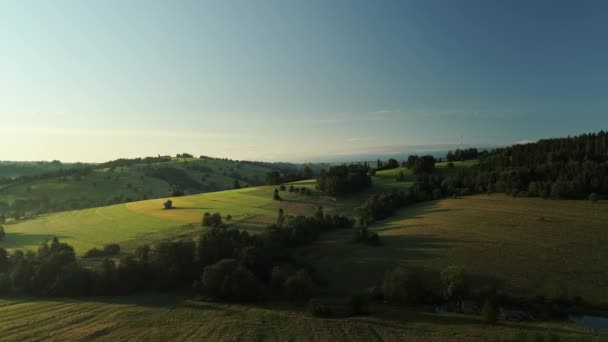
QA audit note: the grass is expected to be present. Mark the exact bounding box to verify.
[0,157,276,215]
[0,184,337,255]
[0,295,599,341]
[296,194,608,304]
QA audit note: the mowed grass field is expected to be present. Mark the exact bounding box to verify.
[0,295,599,341]
[297,194,608,304]
[0,183,337,255]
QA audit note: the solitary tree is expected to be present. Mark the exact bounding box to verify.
[163,199,173,210]
[0,226,5,241]
[273,188,281,201]
[303,164,313,179]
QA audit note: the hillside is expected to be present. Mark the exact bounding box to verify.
[0,181,337,255]
[296,194,608,304]
[0,156,322,219]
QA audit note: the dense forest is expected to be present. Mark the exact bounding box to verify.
[444,132,608,199]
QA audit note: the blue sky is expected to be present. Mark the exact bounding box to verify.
[1,0,607,162]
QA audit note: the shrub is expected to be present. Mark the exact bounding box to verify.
[308,299,333,317]
[382,267,421,305]
[441,266,467,301]
[350,291,370,315]
[163,199,173,210]
[103,244,121,256]
[83,247,105,258]
[482,298,498,324]
[288,185,295,192]
[284,269,314,301]
[273,189,281,201]
[279,184,286,191]
[0,226,4,241]
[202,212,223,227]
[270,266,285,290]
[589,192,599,203]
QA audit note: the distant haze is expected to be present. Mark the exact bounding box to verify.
[1,0,606,162]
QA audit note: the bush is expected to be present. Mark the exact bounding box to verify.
[284,269,314,301]
[270,266,285,290]
[308,299,333,317]
[103,243,120,256]
[202,212,223,227]
[163,199,173,209]
[382,267,422,305]
[482,298,498,324]
[589,192,599,203]
[350,291,370,315]
[0,226,4,241]
[84,248,104,258]
[279,184,286,191]
[441,266,468,301]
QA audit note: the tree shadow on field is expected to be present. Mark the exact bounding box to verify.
[371,201,462,233]
[0,232,70,250]
[378,234,451,260]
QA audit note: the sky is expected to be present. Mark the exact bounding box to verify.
[1,0,607,162]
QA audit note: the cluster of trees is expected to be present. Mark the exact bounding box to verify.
[375,158,399,171]
[268,207,354,247]
[316,165,371,196]
[83,244,121,258]
[98,156,172,169]
[202,212,224,227]
[0,206,354,300]
[287,185,312,195]
[445,148,481,162]
[443,131,608,199]
[354,190,411,226]
[379,265,583,324]
[264,165,314,186]
[404,155,436,175]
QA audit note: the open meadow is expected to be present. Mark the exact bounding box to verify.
[296,194,608,304]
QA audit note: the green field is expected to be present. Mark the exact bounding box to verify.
[0,295,598,341]
[0,157,287,217]
[296,194,608,304]
[1,166,608,340]
[0,184,337,255]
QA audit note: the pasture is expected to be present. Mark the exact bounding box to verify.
[296,194,608,304]
[0,185,335,255]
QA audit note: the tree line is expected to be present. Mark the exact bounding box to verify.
[0,208,353,301]
[444,131,608,199]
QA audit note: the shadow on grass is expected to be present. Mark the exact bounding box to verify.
[0,232,70,250]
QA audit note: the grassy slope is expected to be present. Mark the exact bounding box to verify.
[296,194,608,304]
[0,183,335,255]
[0,296,597,342]
[0,157,274,213]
